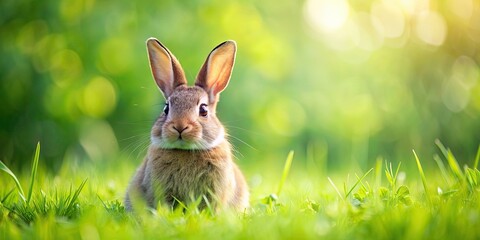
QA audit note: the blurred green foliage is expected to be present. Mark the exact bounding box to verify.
[0,0,479,170]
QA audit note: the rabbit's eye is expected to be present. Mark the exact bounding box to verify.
[199,104,208,117]
[163,103,169,115]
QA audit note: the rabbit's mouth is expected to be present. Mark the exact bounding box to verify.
[151,135,202,150]
[150,130,225,150]
[168,138,197,150]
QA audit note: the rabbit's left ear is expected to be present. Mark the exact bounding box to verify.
[195,40,236,103]
[147,38,187,98]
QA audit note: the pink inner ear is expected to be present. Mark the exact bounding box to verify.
[147,38,187,97]
[195,41,236,101]
[212,82,222,96]
[148,41,174,96]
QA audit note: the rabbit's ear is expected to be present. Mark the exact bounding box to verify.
[195,40,236,103]
[146,38,187,97]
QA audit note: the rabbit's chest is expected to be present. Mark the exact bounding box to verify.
[150,156,225,200]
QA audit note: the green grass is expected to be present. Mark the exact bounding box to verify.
[1,143,480,239]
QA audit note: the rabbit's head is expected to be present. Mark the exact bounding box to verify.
[146,38,236,150]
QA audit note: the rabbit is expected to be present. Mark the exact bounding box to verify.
[124,38,249,212]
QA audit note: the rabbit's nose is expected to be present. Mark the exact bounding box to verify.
[172,125,189,135]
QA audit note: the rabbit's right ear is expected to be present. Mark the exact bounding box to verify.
[146,38,187,97]
[195,40,236,104]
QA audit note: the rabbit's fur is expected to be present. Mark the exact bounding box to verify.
[125,38,249,212]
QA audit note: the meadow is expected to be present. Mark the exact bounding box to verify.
[1,0,480,239]
[1,141,479,239]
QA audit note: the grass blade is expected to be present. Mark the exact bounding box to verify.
[375,157,382,187]
[0,161,26,202]
[433,154,451,185]
[66,179,87,210]
[328,177,343,199]
[394,162,402,182]
[413,150,431,205]
[276,150,294,197]
[345,168,373,198]
[27,142,41,205]
[1,189,15,204]
[474,144,480,170]
[447,150,464,180]
[435,139,449,160]
[202,195,213,215]
[172,196,188,211]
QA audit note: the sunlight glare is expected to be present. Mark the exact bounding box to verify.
[371,1,405,38]
[304,0,350,33]
[447,0,473,21]
[415,11,447,46]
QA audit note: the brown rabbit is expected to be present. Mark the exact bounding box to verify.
[124,38,249,212]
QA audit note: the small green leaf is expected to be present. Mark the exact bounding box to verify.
[399,195,413,206]
[379,187,389,200]
[303,199,320,212]
[310,202,320,212]
[396,185,410,198]
[261,194,278,205]
[354,186,368,202]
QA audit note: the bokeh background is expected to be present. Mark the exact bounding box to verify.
[1,0,479,172]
